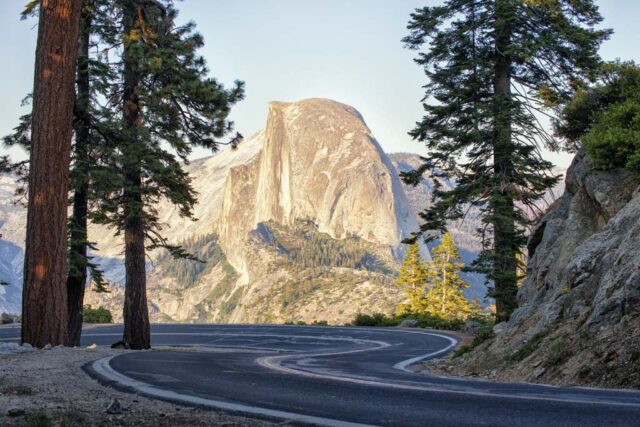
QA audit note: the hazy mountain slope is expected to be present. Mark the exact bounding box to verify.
[3,98,514,320]
[0,174,25,314]
[217,99,421,283]
[89,99,418,323]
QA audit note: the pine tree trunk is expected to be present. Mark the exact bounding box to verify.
[22,0,83,348]
[67,5,91,347]
[121,1,151,350]
[492,0,519,323]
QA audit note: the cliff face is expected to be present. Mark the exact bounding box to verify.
[217,99,419,282]
[438,150,640,388]
[515,150,639,332]
[0,174,25,314]
[6,99,492,323]
[88,99,425,323]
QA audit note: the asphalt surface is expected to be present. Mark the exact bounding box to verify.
[2,324,640,426]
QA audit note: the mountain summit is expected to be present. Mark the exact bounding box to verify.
[217,98,420,282]
[83,98,429,322]
[3,99,481,322]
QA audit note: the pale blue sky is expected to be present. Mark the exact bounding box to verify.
[1,0,638,167]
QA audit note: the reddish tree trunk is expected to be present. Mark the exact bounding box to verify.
[21,0,83,348]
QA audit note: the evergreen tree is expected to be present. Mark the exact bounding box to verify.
[67,0,117,346]
[556,61,640,173]
[395,243,429,315]
[21,0,83,348]
[90,0,244,349]
[403,0,609,321]
[423,233,477,320]
[10,0,117,346]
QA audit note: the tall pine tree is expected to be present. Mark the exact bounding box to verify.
[424,233,478,320]
[403,0,609,321]
[395,243,429,315]
[21,0,83,348]
[66,0,117,346]
[9,0,117,346]
[91,0,244,349]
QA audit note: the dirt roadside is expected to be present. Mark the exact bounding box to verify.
[0,346,276,426]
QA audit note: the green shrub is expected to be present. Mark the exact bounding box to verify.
[558,61,640,173]
[83,305,113,323]
[452,329,495,359]
[351,312,466,330]
[471,329,495,347]
[543,338,574,367]
[352,313,391,326]
[506,330,548,362]
[20,413,52,427]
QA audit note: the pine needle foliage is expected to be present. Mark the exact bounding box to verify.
[424,233,482,320]
[402,0,610,321]
[91,0,245,257]
[556,61,640,173]
[395,243,430,315]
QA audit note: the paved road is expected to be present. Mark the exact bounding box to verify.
[2,324,640,426]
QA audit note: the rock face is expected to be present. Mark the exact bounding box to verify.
[4,98,493,323]
[0,174,25,314]
[218,99,420,282]
[89,99,427,324]
[514,150,640,331]
[443,150,640,388]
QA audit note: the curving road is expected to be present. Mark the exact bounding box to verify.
[2,324,640,426]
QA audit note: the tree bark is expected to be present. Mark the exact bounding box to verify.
[67,4,91,347]
[22,0,83,348]
[121,1,151,350]
[492,0,519,322]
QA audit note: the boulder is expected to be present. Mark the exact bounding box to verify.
[106,398,122,415]
[110,340,130,349]
[1,312,13,324]
[399,319,419,328]
[464,320,483,331]
[492,322,507,334]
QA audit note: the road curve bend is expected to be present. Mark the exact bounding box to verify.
[4,324,640,426]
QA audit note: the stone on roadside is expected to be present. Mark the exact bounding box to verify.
[7,408,25,417]
[110,341,130,350]
[86,343,97,350]
[399,319,419,328]
[106,398,122,415]
[492,322,507,334]
[1,312,14,324]
[0,342,21,354]
[463,320,483,331]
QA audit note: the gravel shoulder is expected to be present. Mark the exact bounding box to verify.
[0,346,275,426]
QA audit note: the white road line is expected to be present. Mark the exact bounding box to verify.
[392,331,458,372]
[256,330,640,408]
[91,356,378,427]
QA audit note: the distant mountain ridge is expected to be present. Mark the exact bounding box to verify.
[0,98,554,320]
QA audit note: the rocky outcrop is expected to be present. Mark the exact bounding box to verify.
[217,99,420,282]
[436,150,640,388]
[84,99,423,324]
[0,174,25,314]
[513,150,639,332]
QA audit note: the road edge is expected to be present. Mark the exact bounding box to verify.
[84,355,377,427]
